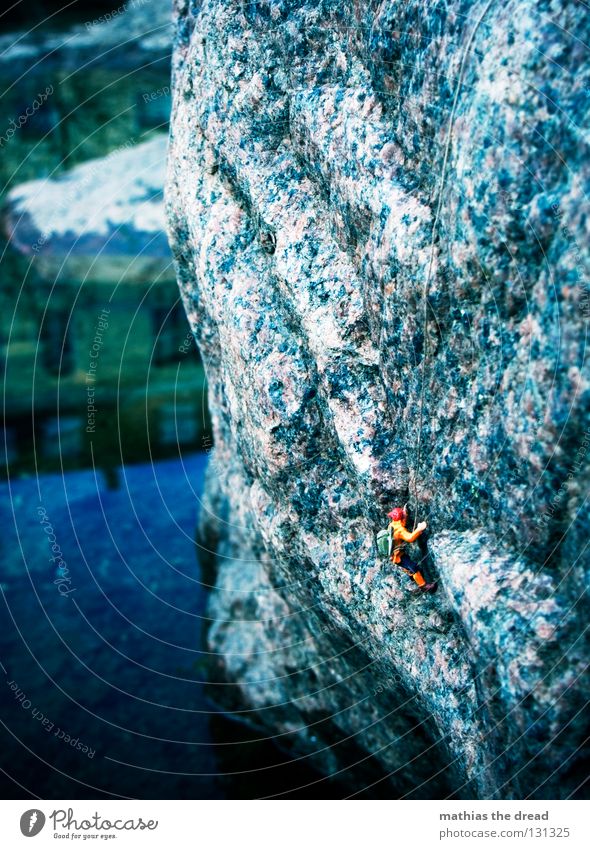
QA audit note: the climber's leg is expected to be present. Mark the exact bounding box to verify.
[400,554,438,594]
[412,570,426,587]
[414,573,438,593]
[399,553,417,575]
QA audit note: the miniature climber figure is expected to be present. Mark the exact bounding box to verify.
[386,506,437,594]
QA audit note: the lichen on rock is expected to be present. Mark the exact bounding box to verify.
[165,0,590,798]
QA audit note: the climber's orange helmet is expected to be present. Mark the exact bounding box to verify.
[387,506,407,523]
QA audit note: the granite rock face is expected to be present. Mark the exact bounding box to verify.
[166,0,590,798]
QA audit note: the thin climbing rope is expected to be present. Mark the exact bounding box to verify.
[412,0,496,528]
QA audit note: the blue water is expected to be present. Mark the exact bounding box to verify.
[0,453,351,799]
[0,454,225,799]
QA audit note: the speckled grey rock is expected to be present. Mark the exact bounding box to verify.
[166,0,590,798]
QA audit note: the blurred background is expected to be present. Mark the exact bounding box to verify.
[0,1,339,799]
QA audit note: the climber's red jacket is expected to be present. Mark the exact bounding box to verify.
[388,520,425,564]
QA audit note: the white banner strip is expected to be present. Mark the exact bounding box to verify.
[0,799,588,849]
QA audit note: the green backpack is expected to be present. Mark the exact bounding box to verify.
[376,526,392,557]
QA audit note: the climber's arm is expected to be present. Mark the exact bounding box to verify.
[398,522,427,543]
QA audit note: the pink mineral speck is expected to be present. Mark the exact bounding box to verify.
[534,619,555,640]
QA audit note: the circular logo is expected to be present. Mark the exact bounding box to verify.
[20,810,46,837]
